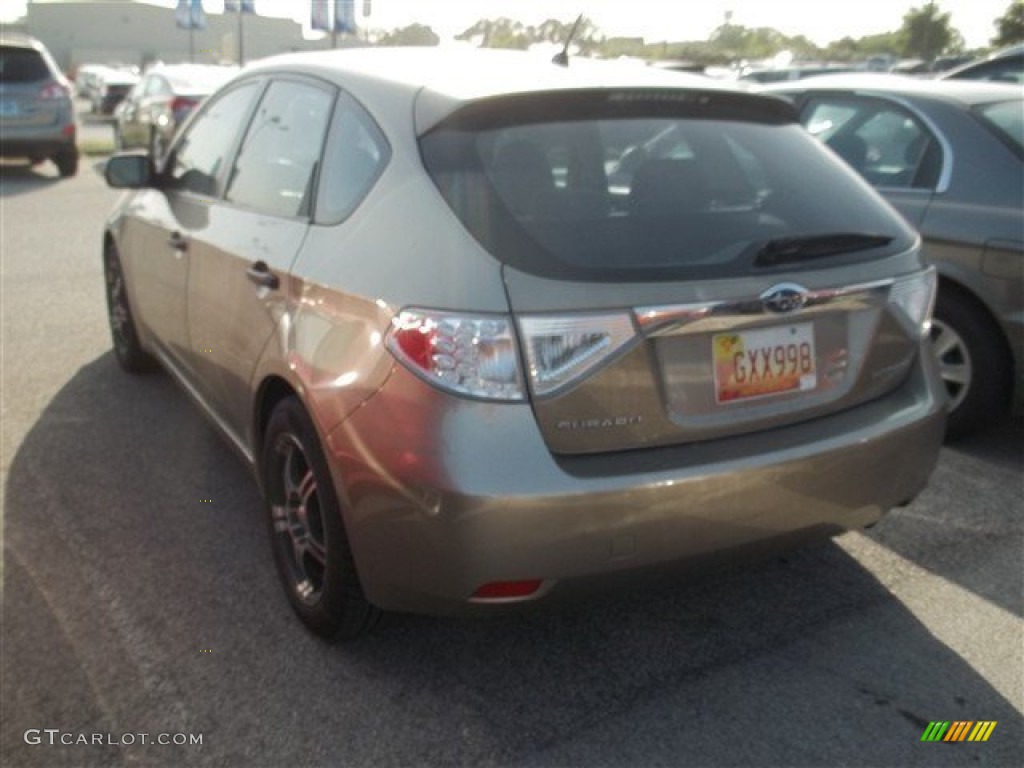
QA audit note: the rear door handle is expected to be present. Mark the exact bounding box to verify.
[246,261,280,290]
[167,231,188,253]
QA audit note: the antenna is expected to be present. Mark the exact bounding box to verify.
[552,14,584,68]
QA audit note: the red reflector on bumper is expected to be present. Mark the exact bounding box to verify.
[471,580,543,601]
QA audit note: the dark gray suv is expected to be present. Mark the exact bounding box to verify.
[0,35,78,177]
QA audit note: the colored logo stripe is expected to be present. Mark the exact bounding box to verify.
[968,722,997,742]
[944,721,972,741]
[920,721,996,742]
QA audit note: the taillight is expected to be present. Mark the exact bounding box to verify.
[39,82,68,100]
[388,309,639,401]
[519,313,636,397]
[888,267,937,337]
[170,96,197,117]
[387,310,524,401]
[471,580,544,601]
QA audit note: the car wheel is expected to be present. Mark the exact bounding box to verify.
[103,243,155,373]
[262,396,380,641]
[54,147,78,178]
[930,289,1011,440]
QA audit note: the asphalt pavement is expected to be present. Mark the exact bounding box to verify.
[1,157,1022,767]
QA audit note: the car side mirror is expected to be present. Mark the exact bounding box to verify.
[105,153,154,189]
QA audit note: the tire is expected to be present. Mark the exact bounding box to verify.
[930,288,1011,440]
[103,243,156,374]
[261,397,380,641]
[54,147,78,178]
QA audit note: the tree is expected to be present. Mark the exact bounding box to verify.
[992,1,1024,46]
[898,2,963,59]
[376,23,440,46]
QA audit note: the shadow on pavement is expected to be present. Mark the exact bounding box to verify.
[3,353,1022,767]
[867,414,1023,618]
[0,161,61,197]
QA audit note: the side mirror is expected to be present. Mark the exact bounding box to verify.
[105,153,154,189]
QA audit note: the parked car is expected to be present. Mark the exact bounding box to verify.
[73,63,107,103]
[102,49,945,640]
[0,34,78,176]
[941,43,1024,84]
[761,75,1023,438]
[113,63,235,158]
[739,64,853,83]
[91,66,139,115]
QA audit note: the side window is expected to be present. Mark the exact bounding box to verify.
[803,97,941,190]
[144,75,169,97]
[225,80,333,219]
[168,82,260,197]
[315,91,389,224]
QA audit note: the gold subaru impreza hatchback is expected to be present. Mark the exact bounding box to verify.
[102,48,945,640]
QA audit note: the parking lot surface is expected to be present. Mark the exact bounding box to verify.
[2,159,1022,767]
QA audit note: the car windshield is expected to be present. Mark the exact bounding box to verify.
[974,99,1024,158]
[0,47,50,83]
[420,91,915,281]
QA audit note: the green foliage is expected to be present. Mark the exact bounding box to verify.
[373,9,973,67]
[898,2,963,58]
[376,23,440,47]
[993,1,1024,45]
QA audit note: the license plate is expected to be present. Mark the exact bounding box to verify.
[713,324,816,403]
[0,99,18,117]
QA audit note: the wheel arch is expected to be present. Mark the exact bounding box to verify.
[254,375,301,458]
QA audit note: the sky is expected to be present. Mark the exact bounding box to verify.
[0,1,1015,49]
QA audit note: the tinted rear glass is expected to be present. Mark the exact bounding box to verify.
[0,47,51,83]
[420,91,916,281]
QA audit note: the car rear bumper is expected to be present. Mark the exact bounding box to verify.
[326,351,946,614]
[0,124,76,158]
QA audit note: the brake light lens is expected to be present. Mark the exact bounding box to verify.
[39,82,68,100]
[471,580,544,601]
[519,313,636,397]
[387,310,524,401]
[170,96,197,118]
[388,309,638,401]
[888,267,937,337]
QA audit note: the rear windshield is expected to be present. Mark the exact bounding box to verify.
[974,100,1024,159]
[0,47,51,83]
[420,91,916,281]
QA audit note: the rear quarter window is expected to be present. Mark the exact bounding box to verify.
[974,100,1024,160]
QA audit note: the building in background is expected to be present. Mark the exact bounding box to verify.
[2,1,348,73]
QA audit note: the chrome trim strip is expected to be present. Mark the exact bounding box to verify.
[635,278,893,338]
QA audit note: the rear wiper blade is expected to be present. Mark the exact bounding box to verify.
[755,233,893,267]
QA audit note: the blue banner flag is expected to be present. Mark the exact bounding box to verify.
[176,0,191,28]
[334,0,356,34]
[311,0,330,32]
[241,0,255,12]
[190,0,207,29]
